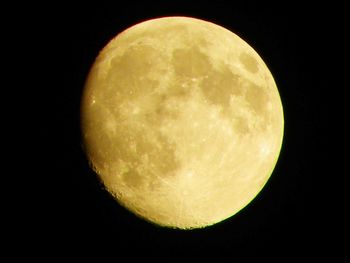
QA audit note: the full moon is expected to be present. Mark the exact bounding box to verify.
[81,17,284,229]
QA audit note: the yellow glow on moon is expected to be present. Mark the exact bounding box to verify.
[81,16,284,229]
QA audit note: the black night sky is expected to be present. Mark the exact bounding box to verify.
[30,1,335,258]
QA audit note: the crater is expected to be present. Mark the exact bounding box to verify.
[122,168,144,188]
[144,95,180,127]
[154,100,180,121]
[233,115,250,134]
[239,52,259,74]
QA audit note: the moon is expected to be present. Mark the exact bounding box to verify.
[81,16,284,229]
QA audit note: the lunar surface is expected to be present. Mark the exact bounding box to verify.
[81,17,284,229]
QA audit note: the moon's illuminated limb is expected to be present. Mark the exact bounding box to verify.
[81,16,284,229]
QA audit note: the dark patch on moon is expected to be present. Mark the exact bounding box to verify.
[172,47,212,79]
[107,44,161,97]
[154,97,180,120]
[239,52,259,74]
[144,94,182,126]
[245,81,269,115]
[198,63,270,134]
[232,115,250,134]
[154,134,180,176]
[111,120,181,188]
[201,65,242,111]
[122,169,144,188]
